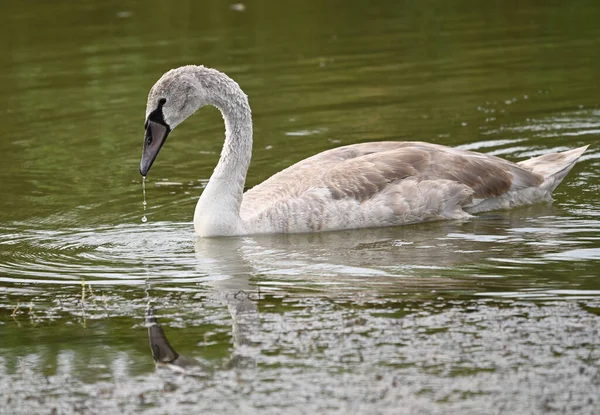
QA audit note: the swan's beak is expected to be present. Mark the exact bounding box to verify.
[140,120,170,176]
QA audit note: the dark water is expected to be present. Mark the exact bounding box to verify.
[1,0,600,413]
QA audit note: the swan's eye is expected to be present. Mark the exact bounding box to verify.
[147,135,153,145]
[159,98,166,105]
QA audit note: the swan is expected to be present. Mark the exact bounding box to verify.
[139,65,588,237]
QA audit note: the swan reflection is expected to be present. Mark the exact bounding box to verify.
[146,306,207,375]
[146,292,260,374]
[146,204,569,375]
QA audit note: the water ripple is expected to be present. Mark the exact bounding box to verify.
[1,206,598,300]
[0,222,197,284]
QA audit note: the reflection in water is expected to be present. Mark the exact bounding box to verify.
[224,291,260,369]
[193,237,262,369]
[146,306,206,375]
[0,208,599,413]
[146,284,260,374]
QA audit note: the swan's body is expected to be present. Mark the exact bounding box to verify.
[139,65,587,237]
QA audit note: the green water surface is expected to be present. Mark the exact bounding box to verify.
[1,0,599,413]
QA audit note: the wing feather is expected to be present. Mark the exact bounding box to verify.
[241,141,544,220]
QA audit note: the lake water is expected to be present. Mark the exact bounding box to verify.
[1,0,599,413]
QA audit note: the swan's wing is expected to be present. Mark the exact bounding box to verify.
[241,142,544,224]
[240,142,413,216]
[417,143,544,198]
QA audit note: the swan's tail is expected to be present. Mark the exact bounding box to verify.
[518,145,589,192]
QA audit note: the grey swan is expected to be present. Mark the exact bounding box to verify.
[139,65,588,237]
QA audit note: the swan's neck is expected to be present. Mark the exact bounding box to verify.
[194,74,252,237]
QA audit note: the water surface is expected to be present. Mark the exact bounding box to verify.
[1,0,599,413]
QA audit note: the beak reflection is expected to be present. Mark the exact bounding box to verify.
[146,307,205,374]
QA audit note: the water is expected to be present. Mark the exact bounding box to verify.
[1,0,600,413]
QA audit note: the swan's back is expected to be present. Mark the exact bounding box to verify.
[239,142,586,234]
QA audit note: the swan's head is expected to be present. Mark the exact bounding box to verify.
[140,66,210,176]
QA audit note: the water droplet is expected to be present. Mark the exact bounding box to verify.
[141,176,148,223]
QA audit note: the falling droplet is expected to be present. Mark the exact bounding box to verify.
[141,176,148,223]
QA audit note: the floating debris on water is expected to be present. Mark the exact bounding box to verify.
[230,3,246,12]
